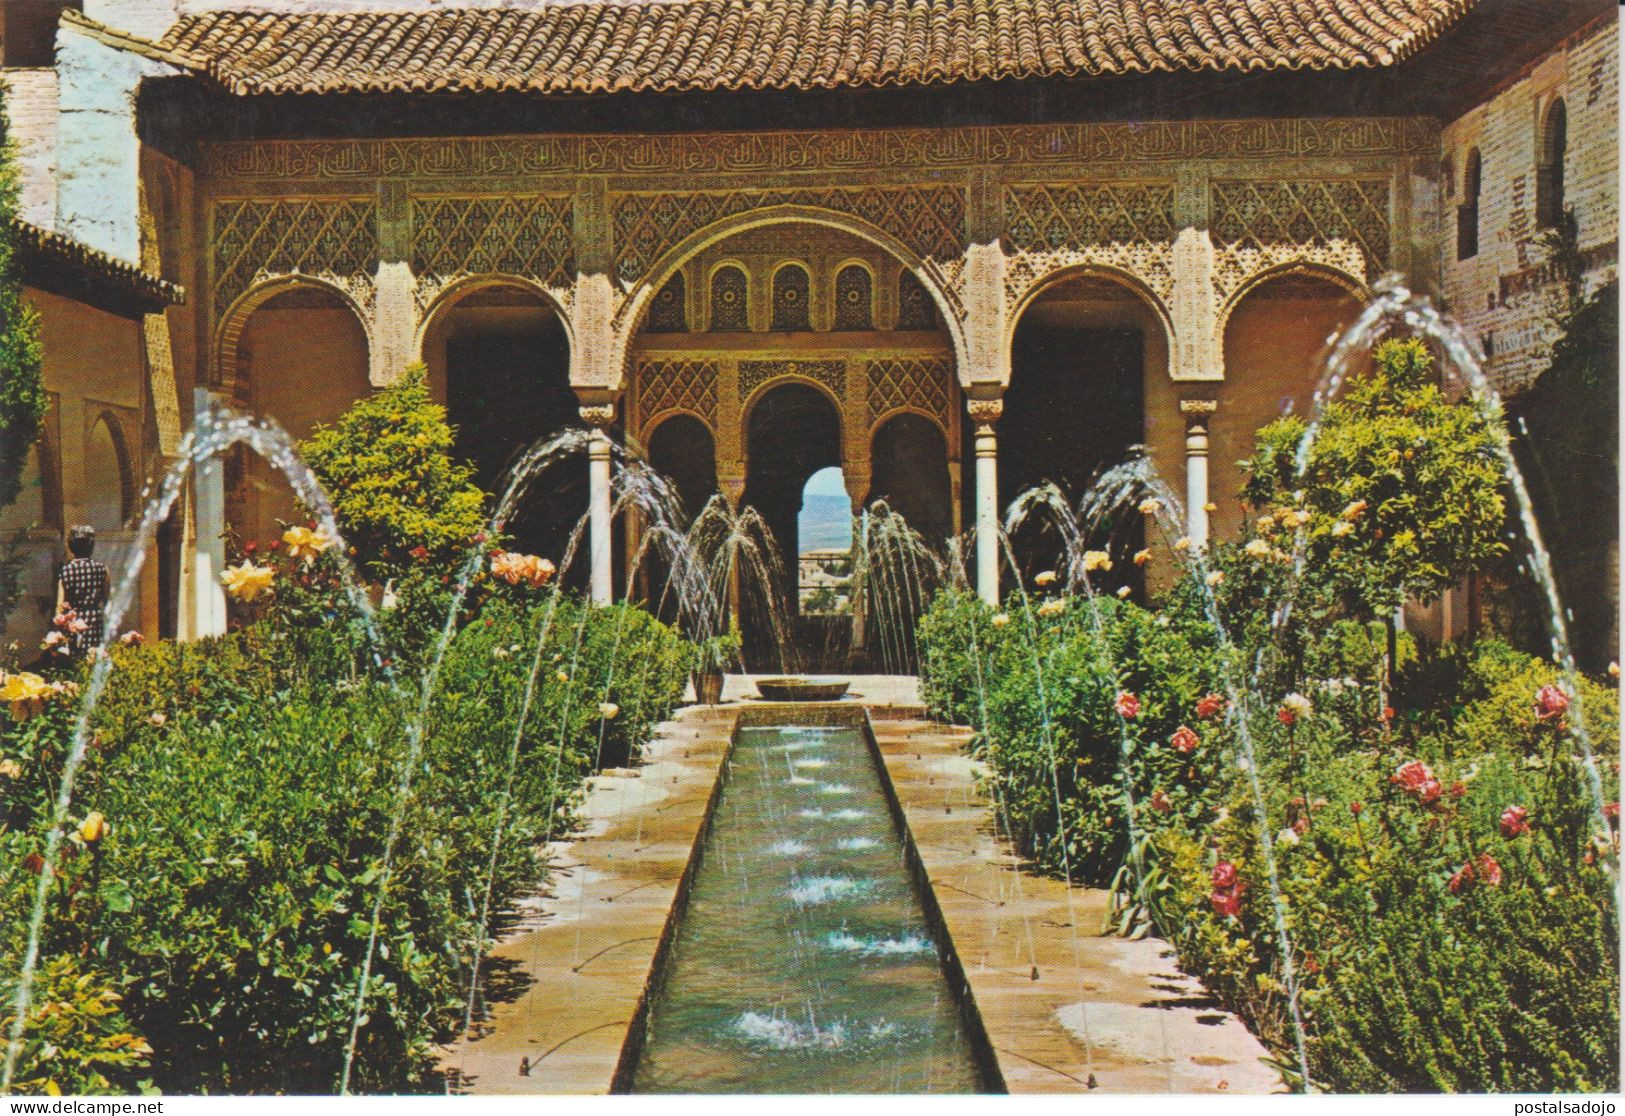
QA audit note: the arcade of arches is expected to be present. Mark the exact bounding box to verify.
[187,118,1412,646]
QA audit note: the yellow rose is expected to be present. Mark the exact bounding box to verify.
[221,560,276,602]
[282,526,333,564]
[1082,551,1112,573]
[0,672,55,721]
[79,811,107,844]
[491,551,528,585]
[1033,570,1058,587]
[1133,549,1153,567]
[598,702,620,721]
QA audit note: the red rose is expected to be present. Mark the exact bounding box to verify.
[1534,683,1570,722]
[1499,805,1530,838]
[1195,693,1226,720]
[1276,707,1296,727]
[1449,781,1468,799]
[1349,801,1363,817]
[1380,705,1396,722]
[1170,725,1199,755]
[1209,890,1242,918]
[1391,760,1432,792]
[243,540,258,554]
[1211,861,1238,890]
[1150,790,1172,814]
[1114,691,1140,719]
[1476,854,1503,887]
[1448,862,1472,894]
[409,545,429,560]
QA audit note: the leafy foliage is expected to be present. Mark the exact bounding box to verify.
[299,365,486,582]
[0,88,46,514]
[1,590,689,1093]
[1243,338,1508,616]
[921,334,1617,1091]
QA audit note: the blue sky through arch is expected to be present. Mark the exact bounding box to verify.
[799,466,852,553]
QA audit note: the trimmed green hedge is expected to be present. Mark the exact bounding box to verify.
[1,595,689,1094]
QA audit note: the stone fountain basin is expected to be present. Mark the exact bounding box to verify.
[754,677,851,702]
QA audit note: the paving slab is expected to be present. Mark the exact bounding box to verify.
[870,715,1281,1094]
[444,679,1276,1095]
[439,706,734,1095]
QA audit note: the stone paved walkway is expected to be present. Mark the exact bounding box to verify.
[871,714,1279,1094]
[442,677,1279,1094]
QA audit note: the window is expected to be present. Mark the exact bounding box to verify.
[645,272,687,333]
[1536,99,1567,228]
[1456,149,1481,261]
[833,264,873,331]
[770,263,811,331]
[709,265,749,332]
[897,270,937,330]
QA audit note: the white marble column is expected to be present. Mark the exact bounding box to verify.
[188,388,229,639]
[1180,399,1216,547]
[581,404,616,606]
[969,398,1003,605]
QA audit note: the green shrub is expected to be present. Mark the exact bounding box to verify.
[300,365,486,582]
[1243,338,1507,619]
[1,592,690,1093]
[0,957,151,1096]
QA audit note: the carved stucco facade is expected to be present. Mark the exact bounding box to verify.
[193,117,1437,418]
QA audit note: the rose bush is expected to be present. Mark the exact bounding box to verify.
[0,590,689,1093]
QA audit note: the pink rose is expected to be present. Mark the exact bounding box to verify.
[1114,691,1140,719]
[1500,805,1530,838]
[1170,725,1199,755]
[1534,683,1570,722]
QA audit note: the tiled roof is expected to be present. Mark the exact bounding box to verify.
[13,219,184,308]
[134,1,1476,97]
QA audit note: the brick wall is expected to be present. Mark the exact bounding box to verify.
[1,67,59,230]
[1440,16,1619,396]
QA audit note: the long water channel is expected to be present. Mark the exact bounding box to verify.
[623,707,1000,1093]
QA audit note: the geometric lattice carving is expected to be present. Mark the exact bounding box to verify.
[637,359,717,423]
[1005,184,1177,252]
[739,359,845,400]
[1210,179,1389,299]
[612,185,965,291]
[865,357,951,428]
[212,198,376,313]
[771,264,811,331]
[645,272,688,332]
[710,266,749,332]
[411,194,574,302]
[897,270,939,330]
[1001,183,1177,309]
[834,264,873,331]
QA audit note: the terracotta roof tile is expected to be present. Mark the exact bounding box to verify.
[13,219,185,309]
[131,0,1475,98]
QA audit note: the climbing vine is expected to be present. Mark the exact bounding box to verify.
[0,81,45,513]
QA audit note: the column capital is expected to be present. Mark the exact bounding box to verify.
[967,397,1004,434]
[1179,398,1218,420]
[579,403,617,429]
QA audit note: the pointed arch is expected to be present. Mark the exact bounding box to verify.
[613,203,967,387]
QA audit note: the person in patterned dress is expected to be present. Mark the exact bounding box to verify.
[58,525,111,659]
